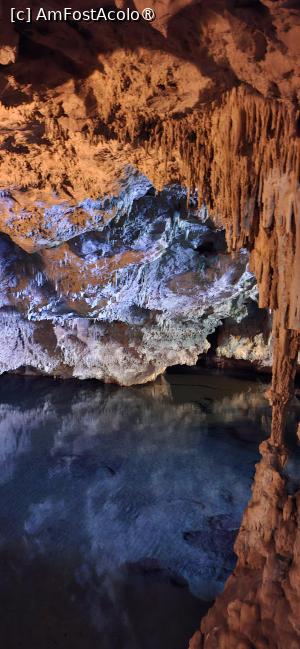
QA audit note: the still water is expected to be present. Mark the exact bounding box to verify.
[0,370,289,649]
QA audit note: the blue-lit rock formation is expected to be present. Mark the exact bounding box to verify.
[0,177,271,385]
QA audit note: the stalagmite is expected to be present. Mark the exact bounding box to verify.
[190,439,300,649]
[269,313,300,447]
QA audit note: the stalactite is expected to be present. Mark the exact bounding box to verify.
[123,84,300,445]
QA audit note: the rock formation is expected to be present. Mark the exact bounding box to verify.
[189,440,300,649]
[0,179,272,383]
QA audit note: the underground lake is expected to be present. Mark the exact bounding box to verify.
[1,369,299,649]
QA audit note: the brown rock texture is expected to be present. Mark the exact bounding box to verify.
[269,313,300,445]
[189,440,300,649]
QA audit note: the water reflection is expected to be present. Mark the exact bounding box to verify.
[0,371,298,649]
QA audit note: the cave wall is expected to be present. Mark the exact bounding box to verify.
[0,184,268,384]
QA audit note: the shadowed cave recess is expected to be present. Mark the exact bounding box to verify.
[0,1,300,648]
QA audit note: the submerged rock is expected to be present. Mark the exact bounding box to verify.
[0,181,271,385]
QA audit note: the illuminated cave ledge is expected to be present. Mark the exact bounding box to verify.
[119,84,300,446]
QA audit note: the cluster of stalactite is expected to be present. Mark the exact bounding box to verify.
[121,85,300,445]
[140,87,299,328]
[111,87,299,332]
